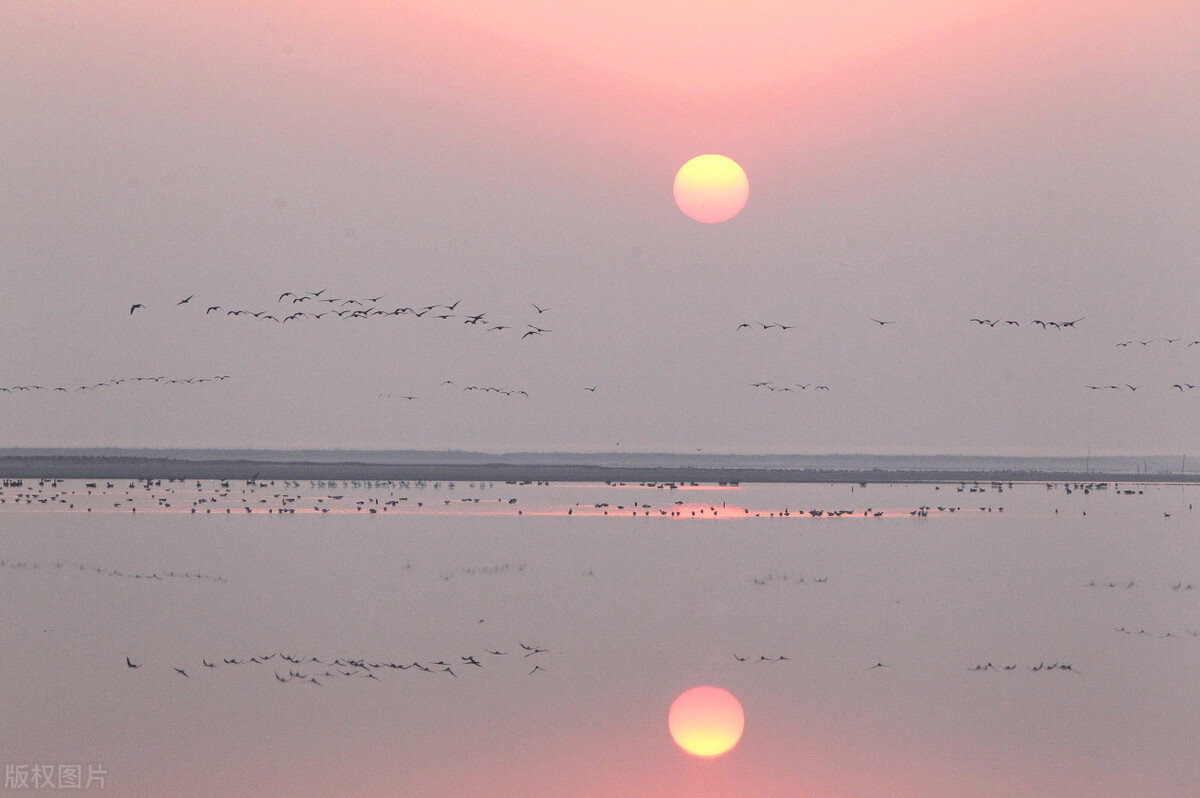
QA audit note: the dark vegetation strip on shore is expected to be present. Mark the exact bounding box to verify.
[1,455,1197,485]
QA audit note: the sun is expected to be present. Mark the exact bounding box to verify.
[673,154,749,224]
[668,685,745,757]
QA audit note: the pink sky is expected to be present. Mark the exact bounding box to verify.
[2,0,1199,454]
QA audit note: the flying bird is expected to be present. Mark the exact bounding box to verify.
[130,304,145,314]
[870,318,896,325]
[177,295,194,305]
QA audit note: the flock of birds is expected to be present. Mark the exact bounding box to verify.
[968,317,1086,328]
[1084,579,1196,590]
[376,381,602,402]
[84,298,1198,411]
[0,558,227,584]
[124,290,602,398]
[730,315,1087,330]
[125,642,552,685]
[736,321,797,331]
[1115,338,1200,347]
[1113,627,1200,638]
[1084,383,1198,392]
[0,375,230,395]
[967,661,1080,673]
[730,313,1198,401]
[129,290,556,341]
[750,573,829,586]
[749,381,831,393]
[0,476,1177,526]
[453,383,531,398]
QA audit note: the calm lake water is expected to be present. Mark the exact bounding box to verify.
[1,477,1198,796]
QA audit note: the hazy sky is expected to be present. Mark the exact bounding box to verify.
[2,0,1198,455]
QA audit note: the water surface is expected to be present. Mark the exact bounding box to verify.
[1,478,1197,796]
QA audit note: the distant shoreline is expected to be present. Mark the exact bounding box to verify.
[0,454,1196,485]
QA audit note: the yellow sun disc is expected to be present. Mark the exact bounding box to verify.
[673,154,749,224]
[668,685,745,757]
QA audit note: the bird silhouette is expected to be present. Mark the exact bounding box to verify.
[130,304,145,314]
